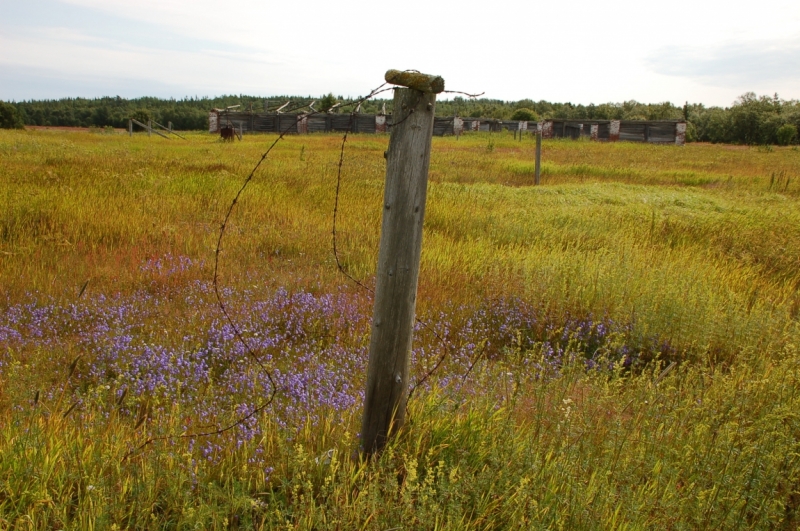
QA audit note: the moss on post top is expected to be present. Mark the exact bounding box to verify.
[384,70,445,94]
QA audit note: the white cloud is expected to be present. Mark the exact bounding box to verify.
[647,37,800,97]
[2,0,800,104]
[0,25,311,97]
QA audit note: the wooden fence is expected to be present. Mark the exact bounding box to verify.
[209,110,686,145]
[544,119,686,144]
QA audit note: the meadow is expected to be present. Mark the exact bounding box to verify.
[1,128,800,529]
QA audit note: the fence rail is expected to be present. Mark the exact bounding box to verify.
[209,110,686,145]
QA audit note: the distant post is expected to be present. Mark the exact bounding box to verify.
[360,69,443,456]
[128,120,132,137]
[535,128,542,185]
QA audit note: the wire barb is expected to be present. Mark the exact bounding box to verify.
[125,73,486,460]
[441,90,485,98]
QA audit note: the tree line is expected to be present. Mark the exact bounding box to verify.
[1,92,798,145]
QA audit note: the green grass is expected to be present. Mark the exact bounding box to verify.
[3,353,800,529]
[1,129,800,528]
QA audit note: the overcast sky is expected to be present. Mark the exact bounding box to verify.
[1,0,799,107]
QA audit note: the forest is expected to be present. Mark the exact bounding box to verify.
[1,91,799,145]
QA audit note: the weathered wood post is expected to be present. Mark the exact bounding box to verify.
[360,69,443,456]
[535,128,542,186]
[128,119,132,137]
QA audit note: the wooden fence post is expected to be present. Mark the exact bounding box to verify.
[360,70,443,456]
[128,120,132,137]
[535,129,542,185]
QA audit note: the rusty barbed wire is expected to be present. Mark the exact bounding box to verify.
[328,79,485,404]
[442,90,486,98]
[124,79,402,460]
[332,112,376,295]
[125,73,484,459]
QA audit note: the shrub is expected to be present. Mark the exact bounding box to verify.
[0,101,24,129]
[729,92,781,144]
[130,109,151,124]
[684,122,698,143]
[696,107,731,143]
[776,123,797,146]
[319,93,337,113]
[511,108,538,122]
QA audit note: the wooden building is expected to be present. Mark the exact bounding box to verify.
[209,110,686,145]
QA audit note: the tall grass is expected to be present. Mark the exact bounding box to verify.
[1,129,800,528]
[3,349,800,529]
[2,130,796,356]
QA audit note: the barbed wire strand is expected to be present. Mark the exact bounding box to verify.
[124,73,484,460]
[442,90,485,98]
[327,77,484,403]
[124,79,411,461]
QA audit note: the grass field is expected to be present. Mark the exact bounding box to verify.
[1,129,800,529]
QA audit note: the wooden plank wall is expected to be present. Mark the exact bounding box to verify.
[547,119,685,145]
[208,110,686,145]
